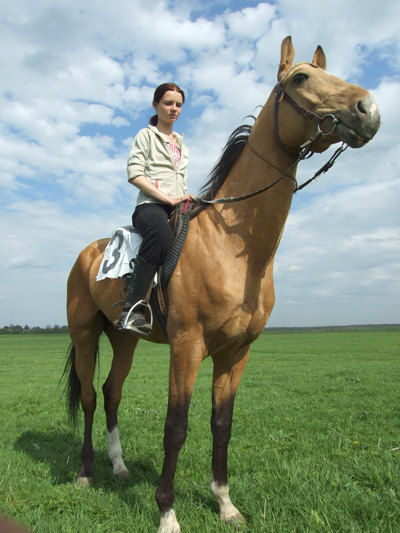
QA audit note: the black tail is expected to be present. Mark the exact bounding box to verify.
[60,343,99,427]
[61,344,81,427]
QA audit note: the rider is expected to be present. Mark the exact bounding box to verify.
[116,83,192,335]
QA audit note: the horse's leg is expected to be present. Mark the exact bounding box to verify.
[71,315,104,487]
[103,323,138,479]
[210,345,250,525]
[155,342,204,533]
[67,259,105,487]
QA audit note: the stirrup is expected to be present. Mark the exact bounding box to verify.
[118,300,153,336]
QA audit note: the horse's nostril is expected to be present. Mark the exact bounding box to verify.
[357,100,367,114]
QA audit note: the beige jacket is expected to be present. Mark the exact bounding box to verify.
[126,125,189,206]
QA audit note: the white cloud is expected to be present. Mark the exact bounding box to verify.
[0,0,398,327]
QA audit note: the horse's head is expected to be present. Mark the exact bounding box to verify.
[275,36,380,153]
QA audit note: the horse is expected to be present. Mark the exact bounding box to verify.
[63,36,380,532]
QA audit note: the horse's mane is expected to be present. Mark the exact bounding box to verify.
[190,119,255,218]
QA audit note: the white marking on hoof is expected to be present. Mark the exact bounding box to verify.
[74,476,92,488]
[210,478,243,524]
[226,512,246,529]
[158,509,181,533]
[107,427,129,478]
[114,466,130,480]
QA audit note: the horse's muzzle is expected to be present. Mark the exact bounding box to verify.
[336,94,381,147]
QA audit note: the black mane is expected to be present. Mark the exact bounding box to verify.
[190,120,254,217]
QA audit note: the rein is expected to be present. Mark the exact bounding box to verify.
[194,73,348,206]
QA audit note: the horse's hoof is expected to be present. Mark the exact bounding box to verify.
[115,467,130,480]
[74,476,93,488]
[158,509,181,533]
[225,512,246,530]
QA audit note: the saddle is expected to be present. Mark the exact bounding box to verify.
[98,201,193,340]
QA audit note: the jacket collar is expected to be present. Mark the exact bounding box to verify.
[148,124,184,142]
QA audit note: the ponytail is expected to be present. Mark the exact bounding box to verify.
[149,114,158,126]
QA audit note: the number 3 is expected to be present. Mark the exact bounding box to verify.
[102,230,124,274]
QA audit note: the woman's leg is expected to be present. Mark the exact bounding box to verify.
[133,203,174,267]
[115,203,173,334]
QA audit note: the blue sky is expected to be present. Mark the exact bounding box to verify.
[1,0,399,327]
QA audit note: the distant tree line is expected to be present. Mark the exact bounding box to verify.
[0,324,69,334]
[1,323,398,335]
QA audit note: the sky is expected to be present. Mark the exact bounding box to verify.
[1,0,399,328]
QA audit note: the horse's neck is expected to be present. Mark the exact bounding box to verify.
[220,95,296,197]
[209,97,297,267]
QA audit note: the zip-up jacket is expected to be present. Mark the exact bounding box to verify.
[126,125,189,206]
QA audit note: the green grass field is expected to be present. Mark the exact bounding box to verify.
[0,330,399,532]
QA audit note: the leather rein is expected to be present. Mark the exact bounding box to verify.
[195,68,348,205]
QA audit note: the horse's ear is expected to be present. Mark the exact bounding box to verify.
[278,35,295,80]
[312,45,327,70]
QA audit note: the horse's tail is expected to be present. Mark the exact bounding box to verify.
[61,344,81,426]
[61,343,99,427]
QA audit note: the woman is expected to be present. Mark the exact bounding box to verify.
[116,83,192,335]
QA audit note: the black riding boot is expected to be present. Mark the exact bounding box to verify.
[114,255,157,335]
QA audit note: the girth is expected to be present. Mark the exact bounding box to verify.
[152,200,193,340]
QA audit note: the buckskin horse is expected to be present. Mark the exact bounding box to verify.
[63,36,380,532]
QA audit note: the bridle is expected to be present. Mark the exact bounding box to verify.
[195,64,348,205]
[273,72,341,157]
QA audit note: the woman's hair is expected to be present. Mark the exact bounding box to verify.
[150,83,185,126]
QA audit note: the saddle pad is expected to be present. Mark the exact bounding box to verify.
[96,208,190,286]
[96,226,142,281]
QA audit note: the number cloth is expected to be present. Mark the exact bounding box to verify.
[96,226,142,281]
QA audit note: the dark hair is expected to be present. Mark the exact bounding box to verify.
[150,82,185,126]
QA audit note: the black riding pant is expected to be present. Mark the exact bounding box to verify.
[132,203,174,267]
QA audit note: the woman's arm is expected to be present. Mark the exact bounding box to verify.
[129,175,192,206]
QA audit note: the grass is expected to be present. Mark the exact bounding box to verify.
[0,329,399,532]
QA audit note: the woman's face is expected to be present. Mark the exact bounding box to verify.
[153,90,183,126]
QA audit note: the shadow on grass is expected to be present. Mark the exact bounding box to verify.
[14,430,159,489]
[14,431,230,526]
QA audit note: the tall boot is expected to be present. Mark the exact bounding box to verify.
[114,255,157,335]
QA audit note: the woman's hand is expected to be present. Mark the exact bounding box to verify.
[130,176,194,206]
[170,194,194,206]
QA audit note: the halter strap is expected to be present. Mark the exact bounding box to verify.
[274,83,321,124]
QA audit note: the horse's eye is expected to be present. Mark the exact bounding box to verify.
[293,73,309,84]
